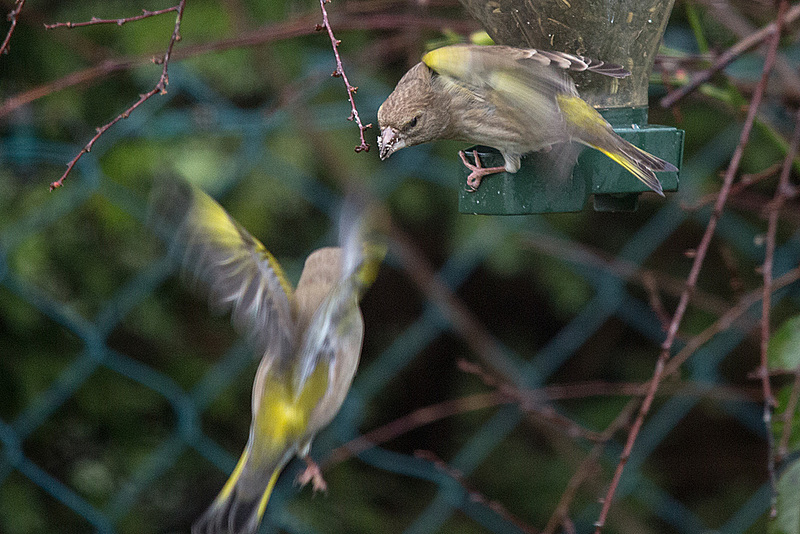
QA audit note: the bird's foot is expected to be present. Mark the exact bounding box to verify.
[458,150,507,192]
[297,456,327,493]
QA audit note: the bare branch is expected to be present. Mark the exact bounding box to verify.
[316,0,371,153]
[759,4,798,510]
[0,13,472,119]
[43,6,179,30]
[1,0,26,56]
[48,1,186,190]
[594,3,787,530]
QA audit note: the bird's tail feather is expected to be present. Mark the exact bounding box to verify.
[558,94,677,197]
[192,449,284,534]
[590,136,677,197]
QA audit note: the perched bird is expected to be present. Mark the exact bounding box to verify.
[149,179,384,534]
[377,44,677,194]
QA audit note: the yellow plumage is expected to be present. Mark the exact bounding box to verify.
[149,180,384,534]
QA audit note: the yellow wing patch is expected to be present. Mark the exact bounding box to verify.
[186,188,296,303]
[422,46,470,79]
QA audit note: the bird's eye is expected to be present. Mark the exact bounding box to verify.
[407,116,418,129]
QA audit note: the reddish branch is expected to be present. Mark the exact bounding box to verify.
[1,0,25,55]
[593,4,788,531]
[43,6,179,30]
[47,2,186,191]
[316,0,371,153]
[543,403,637,534]
[665,267,800,379]
[682,164,781,212]
[760,88,800,411]
[325,391,507,467]
[0,14,474,119]
[550,266,799,533]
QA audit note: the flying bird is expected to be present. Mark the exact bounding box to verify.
[149,179,384,534]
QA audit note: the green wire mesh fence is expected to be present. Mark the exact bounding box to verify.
[2,3,800,534]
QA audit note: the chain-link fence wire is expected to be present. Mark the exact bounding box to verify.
[2,2,800,533]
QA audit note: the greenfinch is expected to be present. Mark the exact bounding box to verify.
[149,180,384,534]
[377,44,677,194]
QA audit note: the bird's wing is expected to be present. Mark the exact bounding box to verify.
[500,46,630,78]
[149,179,296,364]
[424,44,576,96]
[423,44,573,145]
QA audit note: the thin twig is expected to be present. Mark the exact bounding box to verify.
[578,267,800,533]
[44,6,179,30]
[544,402,637,534]
[0,0,25,56]
[641,272,670,331]
[457,360,607,442]
[518,232,731,317]
[665,267,800,379]
[48,1,186,191]
[325,392,508,467]
[696,0,800,103]
[415,450,540,534]
[681,163,781,212]
[0,13,474,119]
[760,5,797,510]
[660,2,800,108]
[760,98,800,411]
[594,5,786,530]
[316,0,371,153]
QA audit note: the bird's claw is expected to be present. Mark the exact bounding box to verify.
[458,150,506,192]
[297,456,327,494]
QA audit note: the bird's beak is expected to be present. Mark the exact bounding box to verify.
[378,127,405,160]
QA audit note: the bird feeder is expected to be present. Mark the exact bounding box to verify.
[457,0,683,214]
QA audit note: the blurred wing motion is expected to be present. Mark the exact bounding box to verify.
[149,178,296,362]
[150,180,384,534]
[422,44,587,182]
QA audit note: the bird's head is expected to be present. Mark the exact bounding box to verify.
[377,62,448,160]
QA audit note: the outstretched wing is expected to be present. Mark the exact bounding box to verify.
[149,178,296,365]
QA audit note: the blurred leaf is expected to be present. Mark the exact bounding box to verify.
[771,458,800,534]
[769,315,800,371]
[469,30,495,45]
[772,384,800,455]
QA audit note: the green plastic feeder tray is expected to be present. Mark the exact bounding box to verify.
[457,107,684,214]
